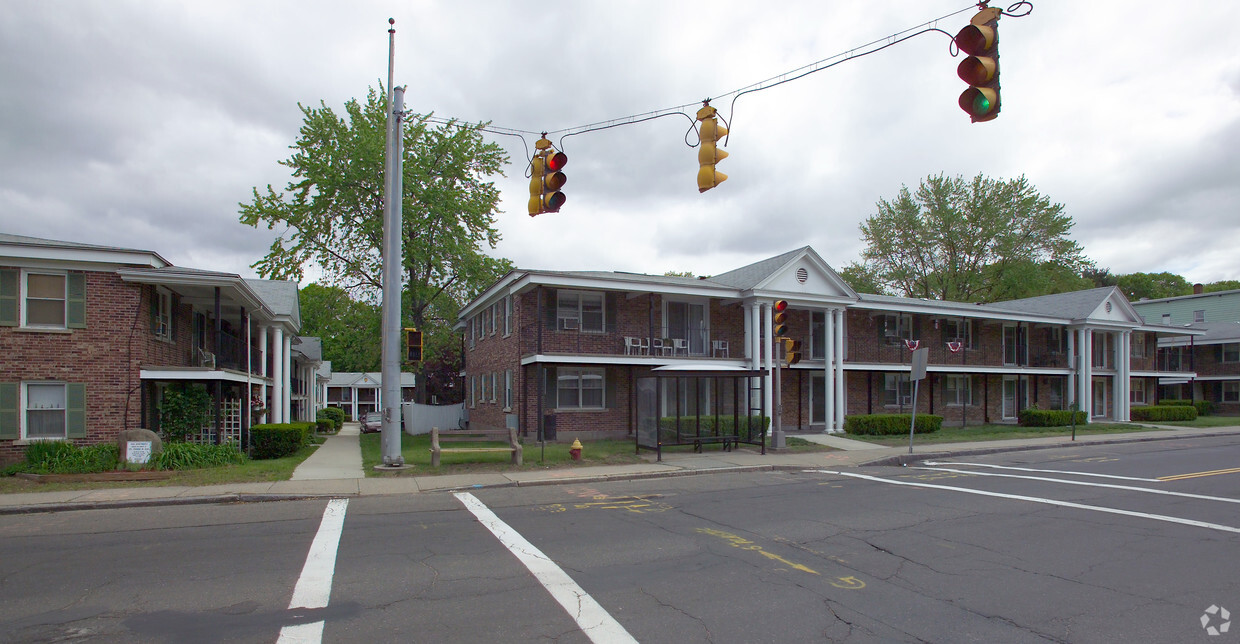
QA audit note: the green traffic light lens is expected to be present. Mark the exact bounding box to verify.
[973,93,991,114]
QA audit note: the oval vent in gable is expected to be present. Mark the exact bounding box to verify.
[796,267,809,284]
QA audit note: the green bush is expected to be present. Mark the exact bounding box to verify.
[1156,399,1212,416]
[1019,409,1088,427]
[249,423,313,459]
[844,414,943,436]
[1132,405,1197,422]
[22,441,119,474]
[159,383,212,443]
[318,407,347,430]
[315,418,336,434]
[151,442,246,470]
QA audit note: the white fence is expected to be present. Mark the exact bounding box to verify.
[402,402,464,435]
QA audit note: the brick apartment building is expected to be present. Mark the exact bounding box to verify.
[457,247,1201,442]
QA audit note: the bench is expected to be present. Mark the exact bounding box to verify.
[430,427,522,467]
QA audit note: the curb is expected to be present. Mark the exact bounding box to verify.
[0,492,338,516]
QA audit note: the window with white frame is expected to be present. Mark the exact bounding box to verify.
[154,288,173,341]
[491,372,498,403]
[810,311,826,360]
[503,296,512,336]
[881,314,912,345]
[1221,343,1240,363]
[491,302,500,336]
[883,373,911,406]
[556,367,605,409]
[24,382,67,439]
[1224,381,1240,403]
[1049,378,1065,410]
[1194,310,1206,323]
[1130,333,1146,359]
[504,370,512,408]
[469,375,476,408]
[1130,379,1147,405]
[557,291,604,332]
[942,375,973,406]
[943,318,976,349]
[24,272,67,328]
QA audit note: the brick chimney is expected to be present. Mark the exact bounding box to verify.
[1194,283,1204,295]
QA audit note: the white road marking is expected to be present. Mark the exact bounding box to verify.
[454,492,638,644]
[817,470,1240,535]
[912,466,1240,504]
[277,498,350,644]
[921,461,1163,482]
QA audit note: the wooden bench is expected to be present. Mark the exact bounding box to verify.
[430,427,522,467]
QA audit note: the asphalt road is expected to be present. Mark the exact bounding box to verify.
[1,435,1237,643]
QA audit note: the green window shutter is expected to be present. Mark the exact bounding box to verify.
[0,269,18,327]
[67,273,87,329]
[66,383,87,438]
[0,383,18,439]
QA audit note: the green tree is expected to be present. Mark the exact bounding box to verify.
[837,261,887,295]
[989,259,1093,301]
[1204,280,1240,293]
[858,173,1091,302]
[298,283,381,372]
[1114,272,1192,301]
[239,85,514,385]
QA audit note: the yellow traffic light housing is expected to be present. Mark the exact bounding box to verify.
[955,7,1002,123]
[528,136,568,216]
[773,300,789,337]
[405,328,423,362]
[784,338,802,366]
[696,104,728,193]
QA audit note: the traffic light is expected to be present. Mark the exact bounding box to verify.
[405,328,422,362]
[696,103,728,193]
[955,7,1002,123]
[528,136,568,216]
[784,338,802,366]
[773,300,789,337]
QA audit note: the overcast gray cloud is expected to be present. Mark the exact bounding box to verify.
[3,0,1239,285]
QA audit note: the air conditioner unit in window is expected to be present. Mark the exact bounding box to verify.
[156,321,169,337]
[900,395,912,406]
[561,318,579,330]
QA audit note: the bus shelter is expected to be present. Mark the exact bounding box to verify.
[635,367,768,461]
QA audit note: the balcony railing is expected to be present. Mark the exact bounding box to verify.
[519,323,736,359]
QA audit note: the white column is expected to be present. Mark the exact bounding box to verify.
[748,303,761,370]
[1119,331,1131,421]
[1066,328,1076,411]
[763,302,773,432]
[834,308,846,431]
[824,307,835,433]
[259,325,269,421]
[743,303,753,361]
[283,333,293,423]
[271,327,284,423]
[1081,328,1093,420]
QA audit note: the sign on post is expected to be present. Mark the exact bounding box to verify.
[909,348,928,454]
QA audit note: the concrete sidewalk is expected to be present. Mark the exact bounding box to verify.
[2,423,1237,514]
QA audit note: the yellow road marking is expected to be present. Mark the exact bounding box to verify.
[1158,467,1240,481]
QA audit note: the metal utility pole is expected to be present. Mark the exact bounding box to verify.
[380,19,405,466]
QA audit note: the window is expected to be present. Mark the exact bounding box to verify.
[1049,378,1065,410]
[1130,333,1146,359]
[557,368,605,409]
[491,302,500,336]
[154,288,172,341]
[1130,380,1146,405]
[25,382,67,439]
[883,374,911,406]
[504,370,512,409]
[1221,343,1240,363]
[469,376,476,408]
[491,372,498,403]
[881,314,912,345]
[557,291,604,332]
[1194,310,1206,323]
[24,272,66,328]
[1161,314,1171,325]
[503,296,512,337]
[1224,382,1240,403]
[943,319,976,349]
[942,375,973,406]
[811,311,826,360]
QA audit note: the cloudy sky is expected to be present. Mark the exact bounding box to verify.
[3,1,1239,287]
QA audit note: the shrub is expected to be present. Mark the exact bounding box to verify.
[1019,409,1088,427]
[151,442,246,470]
[1132,405,1197,422]
[23,441,119,474]
[315,418,336,434]
[318,407,347,430]
[1156,399,1212,416]
[249,423,313,459]
[159,383,212,443]
[844,414,942,436]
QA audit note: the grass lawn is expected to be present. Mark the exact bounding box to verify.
[0,441,323,495]
[844,422,1159,447]
[360,433,832,475]
[1150,415,1240,428]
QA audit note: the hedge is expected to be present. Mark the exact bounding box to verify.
[1132,406,1197,422]
[1019,409,1088,427]
[844,414,942,436]
[1156,399,1212,416]
[250,422,315,459]
[318,407,347,430]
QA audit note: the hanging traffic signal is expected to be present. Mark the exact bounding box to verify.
[784,338,802,366]
[696,103,728,193]
[955,7,1002,123]
[528,136,568,216]
[405,328,422,362]
[773,300,789,337]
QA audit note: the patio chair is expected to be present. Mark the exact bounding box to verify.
[712,340,729,358]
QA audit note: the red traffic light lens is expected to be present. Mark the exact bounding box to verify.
[546,151,568,172]
[774,300,788,313]
[954,24,996,56]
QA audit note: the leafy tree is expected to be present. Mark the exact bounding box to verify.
[837,261,887,295]
[240,85,513,399]
[1114,272,1192,301]
[858,173,1090,302]
[298,283,381,372]
[1204,280,1240,293]
[989,259,1093,301]
[1082,266,1118,288]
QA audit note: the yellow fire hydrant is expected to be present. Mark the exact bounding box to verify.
[569,439,583,461]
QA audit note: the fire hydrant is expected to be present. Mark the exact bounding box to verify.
[569,439,583,461]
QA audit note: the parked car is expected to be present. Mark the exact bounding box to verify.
[359,412,382,433]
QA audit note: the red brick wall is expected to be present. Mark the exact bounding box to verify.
[0,270,196,462]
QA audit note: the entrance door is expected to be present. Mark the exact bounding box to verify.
[1093,379,1108,418]
[811,374,826,425]
[1002,376,1026,420]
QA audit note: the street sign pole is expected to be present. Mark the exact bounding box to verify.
[908,347,928,455]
